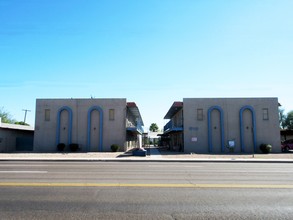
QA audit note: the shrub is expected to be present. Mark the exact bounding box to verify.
[111,144,120,152]
[69,143,79,152]
[57,143,66,152]
[259,144,272,154]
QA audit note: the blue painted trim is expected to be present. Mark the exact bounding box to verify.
[87,106,103,152]
[163,120,183,134]
[207,106,225,153]
[164,127,183,134]
[126,127,144,134]
[239,105,257,153]
[56,106,73,146]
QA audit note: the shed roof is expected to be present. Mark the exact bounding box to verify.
[164,102,183,119]
[127,102,144,126]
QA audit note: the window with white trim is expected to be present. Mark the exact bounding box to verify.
[263,108,269,120]
[197,108,203,121]
[45,109,50,121]
[109,109,115,120]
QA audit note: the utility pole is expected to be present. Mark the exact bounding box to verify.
[22,109,31,124]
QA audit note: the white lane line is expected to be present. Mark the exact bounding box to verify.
[0,165,49,167]
[148,165,203,168]
[0,171,48,173]
[180,170,293,174]
[183,166,204,168]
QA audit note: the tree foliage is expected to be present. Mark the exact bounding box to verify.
[0,107,15,124]
[285,111,293,130]
[149,123,159,132]
[279,108,293,130]
[15,121,30,126]
[279,108,287,129]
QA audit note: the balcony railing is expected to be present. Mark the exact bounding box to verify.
[164,120,183,133]
[126,120,144,134]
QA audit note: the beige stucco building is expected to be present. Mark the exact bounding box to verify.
[163,98,280,153]
[34,98,144,152]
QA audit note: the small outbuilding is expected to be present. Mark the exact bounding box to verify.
[0,118,34,152]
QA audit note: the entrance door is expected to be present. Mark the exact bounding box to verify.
[242,109,254,153]
[59,110,69,145]
[87,106,103,152]
[89,110,101,152]
[211,110,222,153]
[208,106,225,153]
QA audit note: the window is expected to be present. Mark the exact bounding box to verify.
[45,109,50,121]
[109,109,115,120]
[197,108,203,121]
[263,108,269,120]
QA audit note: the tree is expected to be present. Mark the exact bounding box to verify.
[14,121,30,126]
[285,111,293,130]
[279,108,287,129]
[0,107,15,124]
[149,123,159,132]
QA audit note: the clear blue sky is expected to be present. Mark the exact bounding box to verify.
[1,0,292,130]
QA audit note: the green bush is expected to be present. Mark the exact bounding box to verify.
[111,144,120,152]
[57,143,66,151]
[69,143,79,152]
[259,144,272,154]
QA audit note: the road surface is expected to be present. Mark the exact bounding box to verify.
[0,161,293,219]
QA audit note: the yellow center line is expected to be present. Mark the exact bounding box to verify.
[0,182,293,189]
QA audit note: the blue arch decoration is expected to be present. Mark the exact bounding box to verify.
[56,106,73,146]
[208,106,225,153]
[87,106,103,152]
[239,105,257,153]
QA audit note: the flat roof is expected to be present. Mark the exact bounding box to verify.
[0,122,34,131]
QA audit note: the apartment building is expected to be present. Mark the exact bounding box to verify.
[163,98,280,153]
[34,98,144,152]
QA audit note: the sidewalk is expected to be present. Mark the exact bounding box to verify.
[0,147,293,163]
[149,147,162,158]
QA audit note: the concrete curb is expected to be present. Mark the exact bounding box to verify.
[1,158,293,163]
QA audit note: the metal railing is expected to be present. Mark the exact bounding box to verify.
[164,120,183,132]
[126,120,144,134]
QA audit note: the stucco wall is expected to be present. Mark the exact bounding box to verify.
[183,98,280,153]
[0,129,34,152]
[34,99,127,152]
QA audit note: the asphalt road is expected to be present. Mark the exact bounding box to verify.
[0,161,293,219]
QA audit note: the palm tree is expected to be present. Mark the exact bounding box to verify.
[149,123,159,132]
